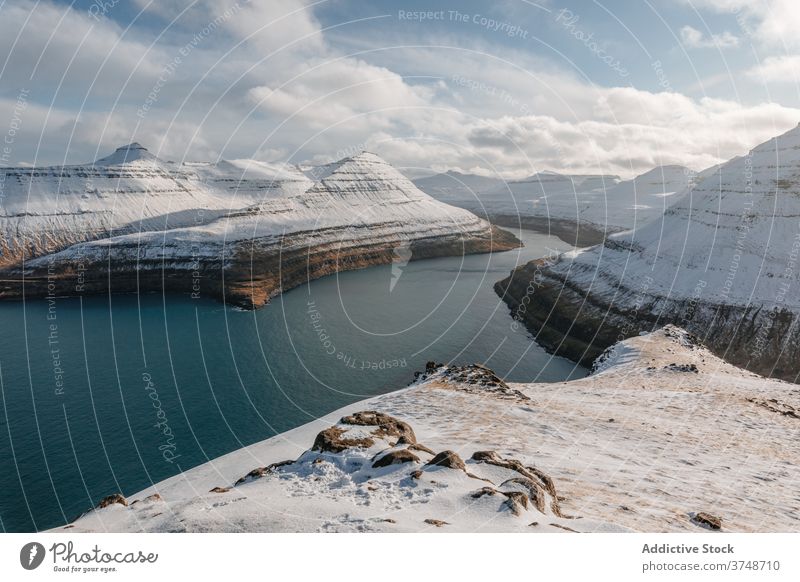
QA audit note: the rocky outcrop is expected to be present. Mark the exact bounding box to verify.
[0,147,519,309]
[55,329,800,533]
[496,125,800,382]
[65,409,573,532]
[96,493,128,509]
[221,413,566,525]
[413,362,531,401]
[691,512,722,531]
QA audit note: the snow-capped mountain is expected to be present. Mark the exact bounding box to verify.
[0,143,312,269]
[414,168,699,246]
[496,124,800,381]
[0,146,518,308]
[412,170,506,204]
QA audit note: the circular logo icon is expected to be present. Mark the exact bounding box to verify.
[19,542,45,570]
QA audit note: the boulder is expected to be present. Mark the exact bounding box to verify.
[372,449,420,468]
[692,512,722,530]
[424,450,466,471]
[96,494,127,509]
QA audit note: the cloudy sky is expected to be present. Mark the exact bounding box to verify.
[1,0,799,178]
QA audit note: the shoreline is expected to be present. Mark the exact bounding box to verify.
[53,326,800,533]
[0,225,521,309]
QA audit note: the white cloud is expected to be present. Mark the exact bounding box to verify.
[747,55,800,83]
[679,25,739,49]
[687,0,800,49]
[1,0,798,180]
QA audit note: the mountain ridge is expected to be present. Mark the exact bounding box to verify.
[495,123,800,381]
[0,144,519,308]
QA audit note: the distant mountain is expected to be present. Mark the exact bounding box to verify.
[497,123,800,381]
[0,146,518,308]
[412,171,506,204]
[415,165,702,245]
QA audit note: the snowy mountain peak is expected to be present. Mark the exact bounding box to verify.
[308,151,410,185]
[93,142,163,166]
[749,121,800,155]
[630,165,695,187]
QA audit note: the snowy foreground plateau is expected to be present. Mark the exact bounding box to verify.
[56,327,799,533]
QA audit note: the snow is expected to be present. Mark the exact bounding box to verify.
[547,123,800,308]
[1,146,492,270]
[54,326,800,533]
[414,167,700,232]
[92,142,162,166]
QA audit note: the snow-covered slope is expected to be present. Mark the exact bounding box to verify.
[0,147,518,308]
[412,170,506,204]
[475,167,695,231]
[0,144,312,268]
[54,326,799,533]
[496,124,800,381]
[414,168,697,246]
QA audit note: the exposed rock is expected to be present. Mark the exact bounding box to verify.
[340,411,417,445]
[501,477,548,514]
[471,450,561,516]
[312,426,375,454]
[408,443,436,455]
[424,450,466,471]
[96,494,128,509]
[67,407,577,532]
[692,512,722,530]
[234,460,294,485]
[416,363,531,401]
[747,398,800,420]
[471,487,500,499]
[130,493,163,505]
[502,491,530,516]
[550,523,579,533]
[495,125,800,382]
[0,149,520,309]
[426,361,443,374]
[664,363,699,373]
[372,449,420,468]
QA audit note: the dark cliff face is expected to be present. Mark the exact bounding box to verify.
[494,124,800,385]
[0,147,522,309]
[495,257,800,383]
[2,225,520,309]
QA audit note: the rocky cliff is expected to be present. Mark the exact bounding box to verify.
[0,146,518,308]
[496,125,800,382]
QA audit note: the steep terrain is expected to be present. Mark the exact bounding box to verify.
[496,124,800,381]
[0,146,518,308]
[414,168,697,247]
[55,327,799,533]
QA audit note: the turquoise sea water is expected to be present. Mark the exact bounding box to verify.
[0,229,586,531]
